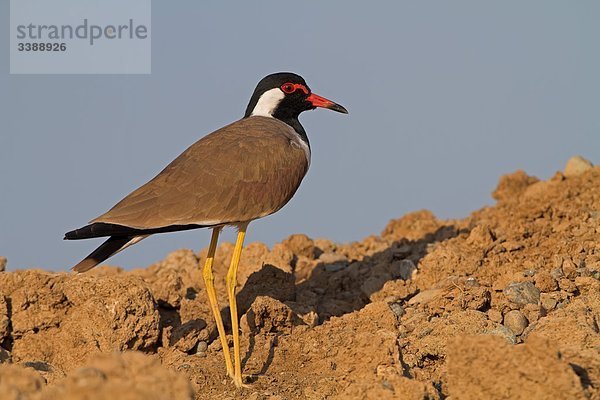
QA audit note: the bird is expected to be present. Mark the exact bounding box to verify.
[64,72,347,387]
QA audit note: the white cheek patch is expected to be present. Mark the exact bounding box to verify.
[251,88,285,117]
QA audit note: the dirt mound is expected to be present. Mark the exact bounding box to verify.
[446,335,585,399]
[0,157,598,399]
[0,352,193,400]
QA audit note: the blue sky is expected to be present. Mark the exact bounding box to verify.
[1,1,599,270]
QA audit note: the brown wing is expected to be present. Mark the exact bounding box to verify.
[91,116,309,229]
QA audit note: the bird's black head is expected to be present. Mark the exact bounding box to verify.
[244,72,348,123]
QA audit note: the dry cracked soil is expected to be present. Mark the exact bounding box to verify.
[0,156,599,400]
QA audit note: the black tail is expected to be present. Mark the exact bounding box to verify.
[71,235,145,273]
[65,221,208,273]
[65,222,205,240]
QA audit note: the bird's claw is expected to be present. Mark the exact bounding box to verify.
[232,375,250,389]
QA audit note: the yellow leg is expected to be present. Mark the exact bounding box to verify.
[226,222,249,388]
[202,227,234,378]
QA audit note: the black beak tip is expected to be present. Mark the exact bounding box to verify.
[330,103,349,114]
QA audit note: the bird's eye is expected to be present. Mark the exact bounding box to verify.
[281,83,295,94]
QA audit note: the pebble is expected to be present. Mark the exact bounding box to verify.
[197,341,208,353]
[390,259,416,280]
[503,282,540,306]
[464,277,479,288]
[0,347,11,363]
[564,155,593,177]
[540,294,558,311]
[487,309,503,323]
[487,325,517,344]
[534,271,558,292]
[388,302,406,318]
[503,310,529,335]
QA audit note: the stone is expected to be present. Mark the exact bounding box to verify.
[487,309,503,323]
[0,347,10,363]
[196,341,208,353]
[487,325,517,344]
[0,257,6,272]
[540,293,558,311]
[389,259,416,280]
[564,155,593,177]
[464,277,479,288]
[388,303,406,318]
[504,310,528,335]
[503,282,540,306]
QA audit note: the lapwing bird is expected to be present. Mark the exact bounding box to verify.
[65,72,347,387]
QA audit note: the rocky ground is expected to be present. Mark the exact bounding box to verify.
[0,156,598,400]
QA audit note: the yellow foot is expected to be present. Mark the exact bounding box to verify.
[232,377,249,389]
[231,374,252,389]
[226,369,249,388]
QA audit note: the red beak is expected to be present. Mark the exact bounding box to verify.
[306,93,348,114]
